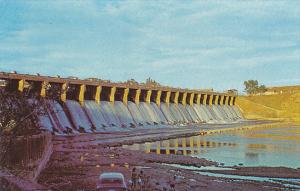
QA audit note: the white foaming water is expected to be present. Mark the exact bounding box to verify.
[114,101,136,128]
[192,104,204,122]
[138,102,155,125]
[222,105,234,120]
[232,105,244,119]
[218,105,232,121]
[139,102,159,124]
[211,105,226,122]
[194,105,210,122]
[208,105,222,121]
[37,98,245,134]
[203,105,218,122]
[178,104,193,122]
[47,100,75,134]
[160,103,176,123]
[148,103,161,123]
[100,101,122,127]
[169,103,185,123]
[151,102,168,124]
[230,105,244,120]
[127,101,145,126]
[186,105,201,123]
[65,100,93,133]
[83,101,108,131]
[229,106,240,120]
[224,105,237,120]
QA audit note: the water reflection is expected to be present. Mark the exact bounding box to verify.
[122,136,237,156]
[122,124,300,168]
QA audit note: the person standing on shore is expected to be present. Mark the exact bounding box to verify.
[138,170,145,190]
[168,175,177,191]
[131,167,138,190]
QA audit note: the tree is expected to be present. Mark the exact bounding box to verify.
[244,80,267,95]
[145,77,161,87]
[0,90,41,136]
[0,82,61,168]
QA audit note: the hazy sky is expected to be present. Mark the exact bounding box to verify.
[0,0,299,92]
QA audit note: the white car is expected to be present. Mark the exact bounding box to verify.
[97,172,128,191]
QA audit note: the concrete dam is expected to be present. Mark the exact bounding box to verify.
[0,72,244,135]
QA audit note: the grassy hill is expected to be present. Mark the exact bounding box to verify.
[236,93,300,123]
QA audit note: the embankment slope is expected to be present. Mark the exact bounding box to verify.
[236,93,300,122]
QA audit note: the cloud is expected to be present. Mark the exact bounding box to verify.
[0,0,299,92]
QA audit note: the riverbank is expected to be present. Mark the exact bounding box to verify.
[37,121,300,190]
[38,144,299,190]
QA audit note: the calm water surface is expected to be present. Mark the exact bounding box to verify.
[122,124,300,168]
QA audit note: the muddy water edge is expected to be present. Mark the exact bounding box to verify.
[38,122,300,191]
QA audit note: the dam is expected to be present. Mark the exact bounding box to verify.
[0,72,243,135]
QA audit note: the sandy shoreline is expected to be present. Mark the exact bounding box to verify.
[38,146,299,191]
[37,121,300,190]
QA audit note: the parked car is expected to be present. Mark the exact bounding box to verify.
[97,172,127,191]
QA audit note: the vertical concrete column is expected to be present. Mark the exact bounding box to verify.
[209,94,213,106]
[109,87,116,103]
[165,141,170,155]
[196,94,201,105]
[174,91,179,105]
[220,95,224,105]
[182,92,187,106]
[203,138,207,149]
[146,90,151,104]
[189,93,195,105]
[123,88,129,105]
[190,137,194,154]
[174,138,179,154]
[135,89,141,105]
[228,96,231,105]
[228,96,232,106]
[156,141,161,155]
[203,94,207,105]
[18,79,25,92]
[165,91,171,105]
[196,136,201,154]
[95,86,101,104]
[156,90,162,106]
[232,97,236,105]
[145,143,151,154]
[61,83,68,102]
[230,96,234,106]
[79,84,86,105]
[40,81,48,97]
[182,137,187,155]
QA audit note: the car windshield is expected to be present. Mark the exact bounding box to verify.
[100,178,123,184]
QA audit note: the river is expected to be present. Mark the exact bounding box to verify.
[122,123,300,168]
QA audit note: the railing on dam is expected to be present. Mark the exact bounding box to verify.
[0,72,244,134]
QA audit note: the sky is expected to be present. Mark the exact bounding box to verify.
[0,0,299,92]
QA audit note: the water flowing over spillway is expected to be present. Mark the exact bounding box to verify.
[38,99,244,134]
[47,100,75,134]
[114,101,136,128]
[127,101,145,126]
[99,101,122,127]
[0,73,244,135]
[151,102,168,124]
[65,100,93,133]
[84,101,109,131]
[160,103,176,123]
